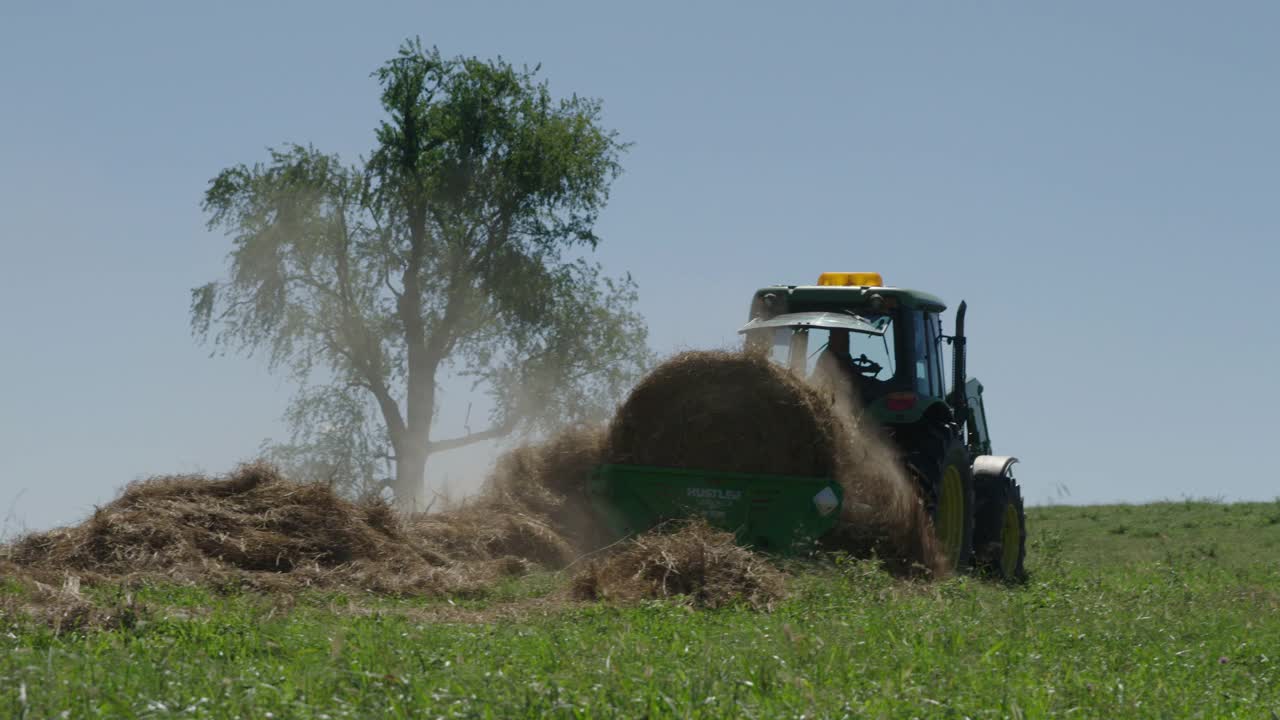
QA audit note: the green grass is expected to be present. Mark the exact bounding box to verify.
[4,501,1280,718]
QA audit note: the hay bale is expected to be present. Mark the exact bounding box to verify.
[572,520,785,610]
[605,351,840,476]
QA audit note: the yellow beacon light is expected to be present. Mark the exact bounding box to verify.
[816,272,884,287]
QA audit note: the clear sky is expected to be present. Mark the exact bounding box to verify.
[2,1,1278,533]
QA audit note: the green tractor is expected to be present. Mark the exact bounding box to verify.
[590,272,1026,580]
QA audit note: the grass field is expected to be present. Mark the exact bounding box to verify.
[4,501,1279,719]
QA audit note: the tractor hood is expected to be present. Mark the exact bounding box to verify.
[738,311,890,337]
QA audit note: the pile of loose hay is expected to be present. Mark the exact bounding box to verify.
[9,463,402,573]
[2,427,620,603]
[571,520,785,610]
[5,463,529,596]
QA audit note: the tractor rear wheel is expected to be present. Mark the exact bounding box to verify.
[973,474,1027,582]
[913,441,975,572]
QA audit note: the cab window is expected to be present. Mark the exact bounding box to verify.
[913,311,946,398]
[913,312,931,395]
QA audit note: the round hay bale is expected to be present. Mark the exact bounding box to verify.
[604,351,841,477]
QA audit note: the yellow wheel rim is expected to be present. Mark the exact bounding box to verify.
[1001,501,1021,577]
[938,465,964,566]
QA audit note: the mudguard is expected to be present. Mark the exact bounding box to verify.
[972,455,1018,479]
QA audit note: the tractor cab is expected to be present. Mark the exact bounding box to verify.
[739,272,952,429]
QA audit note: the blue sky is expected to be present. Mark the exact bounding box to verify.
[2,1,1277,532]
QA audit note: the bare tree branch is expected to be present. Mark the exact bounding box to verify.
[426,419,518,454]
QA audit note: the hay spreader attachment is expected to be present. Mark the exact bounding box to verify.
[588,464,844,553]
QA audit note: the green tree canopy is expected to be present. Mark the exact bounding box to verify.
[193,40,649,507]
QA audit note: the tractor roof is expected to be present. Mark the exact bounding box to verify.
[753,284,948,313]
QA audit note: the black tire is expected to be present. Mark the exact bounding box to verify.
[973,474,1027,582]
[911,440,975,572]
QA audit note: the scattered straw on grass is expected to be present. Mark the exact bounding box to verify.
[0,567,148,635]
[572,520,786,610]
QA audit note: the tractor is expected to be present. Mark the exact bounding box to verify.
[739,272,1025,579]
[590,272,1026,580]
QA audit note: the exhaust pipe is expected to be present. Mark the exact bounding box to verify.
[951,300,968,427]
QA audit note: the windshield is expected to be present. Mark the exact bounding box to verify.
[755,314,897,381]
[808,320,896,379]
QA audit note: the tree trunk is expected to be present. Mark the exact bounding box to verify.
[393,441,430,513]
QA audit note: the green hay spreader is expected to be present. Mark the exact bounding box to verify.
[589,465,845,553]
[589,273,1027,580]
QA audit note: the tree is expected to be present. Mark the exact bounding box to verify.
[192,40,649,509]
